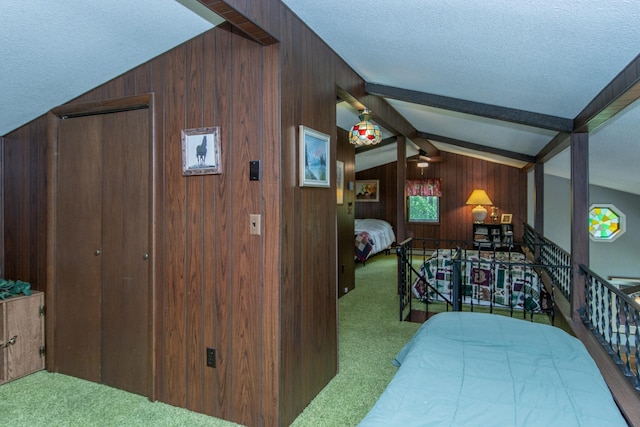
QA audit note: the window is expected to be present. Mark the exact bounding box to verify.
[408,195,439,222]
[406,179,442,223]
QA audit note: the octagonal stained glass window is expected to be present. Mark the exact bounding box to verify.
[588,204,625,242]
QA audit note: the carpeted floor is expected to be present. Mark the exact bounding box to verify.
[0,253,551,426]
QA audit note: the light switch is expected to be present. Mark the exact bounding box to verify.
[250,214,261,235]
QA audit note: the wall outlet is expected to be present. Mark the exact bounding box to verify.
[344,287,349,293]
[206,347,216,368]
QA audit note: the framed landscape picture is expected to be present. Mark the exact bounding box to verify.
[299,125,330,187]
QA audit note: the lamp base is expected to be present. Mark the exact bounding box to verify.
[471,205,488,223]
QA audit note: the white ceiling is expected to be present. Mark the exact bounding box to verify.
[1,0,639,195]
[0,0,223,136]
[282,0,640,195]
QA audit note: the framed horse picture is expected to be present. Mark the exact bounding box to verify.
[181,127,222,175]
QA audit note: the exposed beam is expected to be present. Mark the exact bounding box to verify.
[536,132,570,164]
[574,54,640,132]
[418,131,536,164]
[366,83,574,133]
[201,0,278,45]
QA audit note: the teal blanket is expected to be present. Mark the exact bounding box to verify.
[0,278,32,299]
[358,312,627,427]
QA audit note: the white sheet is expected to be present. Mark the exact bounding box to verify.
[355,219,396,255]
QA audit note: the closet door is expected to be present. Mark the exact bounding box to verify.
[51,106,151,397]
[100,108,150,396]
[53,114,103,382]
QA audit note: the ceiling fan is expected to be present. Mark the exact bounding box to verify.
[406,149,446,166]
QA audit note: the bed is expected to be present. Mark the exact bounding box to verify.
[354,219,396,262]
[412,248,550,313]
[357,312,627,427]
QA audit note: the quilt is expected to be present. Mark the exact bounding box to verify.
[354,219,396,261]
[412,249,548,311]
[358,312,627,427]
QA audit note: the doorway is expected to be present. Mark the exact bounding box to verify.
[47,96,153,398]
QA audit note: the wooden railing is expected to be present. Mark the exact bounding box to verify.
[525,224,640,425]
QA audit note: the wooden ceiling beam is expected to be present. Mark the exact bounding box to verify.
[418,131,536,164]
[574,54,640,132]
[366,83,574,133]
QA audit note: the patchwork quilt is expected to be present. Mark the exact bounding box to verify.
[412,249,548,312]
[355,231,374,262]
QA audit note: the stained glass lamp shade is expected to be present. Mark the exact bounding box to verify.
[588,204,625,242]
[350,109,382,146]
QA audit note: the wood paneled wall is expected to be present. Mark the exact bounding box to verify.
[1,0,369,423]
[356,151,528,243]
[337,127,356,297]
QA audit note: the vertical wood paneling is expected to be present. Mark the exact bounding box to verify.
[337,128,355,297]
[209,27,233,421]
[260,41,281,427]
[356,152,528,243]
[185,36,205,412]
[163,43,188,408]
[230,34,262,427]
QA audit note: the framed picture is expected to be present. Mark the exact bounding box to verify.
[355,180,379,202]
[500,213,512,224]
[181,127,222,176]
[299,125,330,187]
[336,160,344,204]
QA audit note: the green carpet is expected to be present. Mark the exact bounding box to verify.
[0,253,551,426]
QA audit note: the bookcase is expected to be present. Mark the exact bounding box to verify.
[472,223,513,248]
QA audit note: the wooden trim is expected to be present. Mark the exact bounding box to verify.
[201,0,278,45]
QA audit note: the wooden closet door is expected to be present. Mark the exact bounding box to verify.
[52,106,151,397]
[53,115,103,382]
[100,108,150,396]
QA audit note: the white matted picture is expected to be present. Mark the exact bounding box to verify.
[336,160,344,204]
[299,125,330,187]
[355,180,379,202]
[182,127,222,176]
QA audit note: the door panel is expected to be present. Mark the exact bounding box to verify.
[100,109,150,396]
[53,115,103,382]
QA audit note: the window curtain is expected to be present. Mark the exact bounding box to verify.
[406,179,442,197]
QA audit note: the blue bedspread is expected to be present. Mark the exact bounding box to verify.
[358,312,627,427]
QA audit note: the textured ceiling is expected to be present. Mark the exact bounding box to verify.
[1,1,639,195]
[0,0,222,136]
[282,0,640,195]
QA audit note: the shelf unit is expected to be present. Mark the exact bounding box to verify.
[473,223,513,248]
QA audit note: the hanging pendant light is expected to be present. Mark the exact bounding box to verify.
[350,109,382,146]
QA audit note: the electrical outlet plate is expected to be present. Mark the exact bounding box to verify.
[250,214,261,235]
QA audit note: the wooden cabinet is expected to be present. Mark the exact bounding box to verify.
[0,291,45,384]
[472,223,513,248]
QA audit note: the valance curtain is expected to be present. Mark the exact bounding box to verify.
[406,179,442,197]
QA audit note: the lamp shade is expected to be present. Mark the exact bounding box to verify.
[350,109,382,146]
[466,189,493,223]
[466,189,493,206]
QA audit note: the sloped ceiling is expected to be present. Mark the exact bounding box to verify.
[0,0,223,136]
[1,1,640,195]
[282,0,640,195]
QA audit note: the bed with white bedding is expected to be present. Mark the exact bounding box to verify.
[358,312,627,427]
[354,219,396,262]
